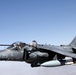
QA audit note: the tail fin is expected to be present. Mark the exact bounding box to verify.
[69,36,76,46]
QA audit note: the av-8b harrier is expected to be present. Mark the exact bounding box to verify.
[0,37,76,67]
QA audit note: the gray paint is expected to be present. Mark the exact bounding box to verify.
[0,37,76,67]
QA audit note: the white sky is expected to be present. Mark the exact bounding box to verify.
[0,61,76,75]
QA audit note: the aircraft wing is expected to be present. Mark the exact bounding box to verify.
[37,44,76,59]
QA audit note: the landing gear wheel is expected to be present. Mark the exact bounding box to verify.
[31,62,40,67]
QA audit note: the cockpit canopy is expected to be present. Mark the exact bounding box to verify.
[7,41,26,50]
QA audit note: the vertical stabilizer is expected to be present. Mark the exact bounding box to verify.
[69,36,76,46]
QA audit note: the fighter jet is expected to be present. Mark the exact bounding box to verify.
[0,37,76,67]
